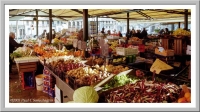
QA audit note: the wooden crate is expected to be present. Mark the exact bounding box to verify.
[155,48,174,56]
[174,39,187,55]
[16,62,37,73]
[161,38,169,50]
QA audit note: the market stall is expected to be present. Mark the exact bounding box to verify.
[10,27,191,103]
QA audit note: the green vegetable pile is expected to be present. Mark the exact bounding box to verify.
[10,52,23,58]
[10,47,35,58]
[102,74,138,91]
[67,86,99,103]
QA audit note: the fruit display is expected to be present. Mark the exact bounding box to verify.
[177,84,191,103]
[108,40,119,52]
[52,38,60,46]
[68,32,78,39]
[112,57,127,64]
[46,58,84,74]
[105,80,181,103]
[130,37,141,41]
[173,28,191,37]
[66,66,112,86]
[74,50,84,57]
[96,64,129,74]
[85,57,104,65]
[34,45,72,60]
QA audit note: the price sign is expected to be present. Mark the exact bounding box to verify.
[73,39,78,48]
[77,40,81,49]
[81,41,87,50]
[158,47,164,52]
[150,59,173,74]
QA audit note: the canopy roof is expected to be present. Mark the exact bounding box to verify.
[9,9,191,23]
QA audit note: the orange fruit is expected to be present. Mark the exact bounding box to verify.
[186,97,191,102]
[178,97,187,103]
[182,85,189,93]
[184,92,191,99]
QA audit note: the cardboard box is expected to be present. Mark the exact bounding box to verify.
[55,84,61,102]
[155,48,174,56]
[54,97,61,103]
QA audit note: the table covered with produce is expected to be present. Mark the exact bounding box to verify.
[10,30,191,103]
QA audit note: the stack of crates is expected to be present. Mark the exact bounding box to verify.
[16,62,37,90]
[19,72,35,90]
[43,67,56,97]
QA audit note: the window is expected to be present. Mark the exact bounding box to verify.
[57,21,59,25]
[42,21,44,25]
[47,21,49,25]
[77,22,79,26]
[26,21,29,25]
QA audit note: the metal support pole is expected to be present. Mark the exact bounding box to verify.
[171,24,174,31]
[36,9,39,37]
[127,13,129,33]
[83,9,89,58]
[178,22,181,28]
[49,9,52,43]
[83,9,88,41]
[184,9,188,30]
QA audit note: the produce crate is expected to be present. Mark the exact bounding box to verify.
[155,48,174,56]
[19,72,35,90]
[16,62,37,73]
[116,47,138,56]
[67,76,91,90]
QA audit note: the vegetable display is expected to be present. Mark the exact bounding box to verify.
[66,66,112,86]
[72,86,99,103]
[102,74,138,91]
[105,80,181,103]
[10,47,35,58]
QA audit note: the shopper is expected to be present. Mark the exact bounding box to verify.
[107,30,111,35]
[131,29,136,37]
[118,31,123,37]
[135,30,142,39]
[141,28,148,39]
[52,29,56,39]
[159,29,164,35]
[101,27,105,34]
[164,28,170,35]
[41,30,47,38]
[9,32,23,78]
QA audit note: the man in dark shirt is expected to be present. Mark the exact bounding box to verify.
[141,28,148,39]
[9,32,23,77]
